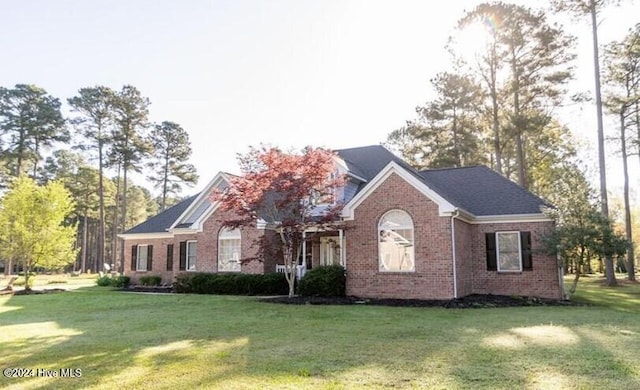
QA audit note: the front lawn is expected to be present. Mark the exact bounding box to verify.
[0,276,639,389]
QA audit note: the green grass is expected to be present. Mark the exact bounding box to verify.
[0,276,639,389]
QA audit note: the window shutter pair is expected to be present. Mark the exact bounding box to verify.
[485,232,532,271]
[179,241,187,271]
[167,244,174,271]
[130,245,153,271]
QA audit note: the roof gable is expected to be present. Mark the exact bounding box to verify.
[169,172,231,231]
[341,161,457,220]
[123,194,199,235]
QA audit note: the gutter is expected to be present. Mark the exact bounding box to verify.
[450,209,460,299]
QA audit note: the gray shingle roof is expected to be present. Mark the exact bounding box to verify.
[124,194,199,234]
[337,145,549,215]
[125,146,549,236]
[336,145,416,181]
[419,166,550,216]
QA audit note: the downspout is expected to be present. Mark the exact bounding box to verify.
[557,245,567,300]
[450,209,460,299]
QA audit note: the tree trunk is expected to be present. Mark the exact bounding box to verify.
[620,111,635,281]
[97,136,105,275]
[510,46,527,189]
[490,43,502,174]
[120,163,128,274]
[162,152,169,211]
[32,136,39,179]
[111,163,121,273]
[81,213,88,273]
[590,0,615,286]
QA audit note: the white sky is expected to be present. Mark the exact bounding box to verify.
[0,0,638,201]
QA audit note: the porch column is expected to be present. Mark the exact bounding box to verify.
[302,231,307,268]
[339,228,344,267]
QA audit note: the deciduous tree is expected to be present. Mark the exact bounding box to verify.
[212,146,344,297]
[0,177,77,289]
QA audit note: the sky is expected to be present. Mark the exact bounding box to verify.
[1,0,639,200]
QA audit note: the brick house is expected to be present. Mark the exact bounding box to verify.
[120,145,563,300]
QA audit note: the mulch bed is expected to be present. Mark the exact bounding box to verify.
[258,294,576,309]
[124,286,174,293]
[12,288,67,296]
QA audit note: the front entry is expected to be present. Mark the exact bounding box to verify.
[320,236,341,266]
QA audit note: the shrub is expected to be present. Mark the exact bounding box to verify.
[139,275,162,286]
[12,272,36,288]
[111,276,130,288]
[298,265,346,297]
[96,275,130,288]
[173,272,289,295]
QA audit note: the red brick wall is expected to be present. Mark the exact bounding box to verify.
[124,233,196,285]
[454,218,473,297]
[470,221,562,299]
[124,208,277,284]
[345,173,455,300]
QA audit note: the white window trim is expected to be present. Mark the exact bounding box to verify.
[218,228,241,272]
[186,240,197,272]
[136,244,148,272]
[496,231,522,272]
[378,210,415,273]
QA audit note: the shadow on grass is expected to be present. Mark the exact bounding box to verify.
[1,287,639,389]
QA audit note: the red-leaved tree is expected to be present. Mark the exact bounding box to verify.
[212,145,344,297]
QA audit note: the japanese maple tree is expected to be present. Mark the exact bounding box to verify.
[212,145,344,297]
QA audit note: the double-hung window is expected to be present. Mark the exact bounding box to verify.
[218,228,241,272]
[485,231,532,272]
[186,241,197,271]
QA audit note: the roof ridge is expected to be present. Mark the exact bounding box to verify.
[420,165,486,173]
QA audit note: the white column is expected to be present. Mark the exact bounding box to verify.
[302,231,307,268]
[339,228,344,267]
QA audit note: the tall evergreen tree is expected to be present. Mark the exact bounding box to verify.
[110,85,151,272]
[387,72,486,169]
[0,84,67,179]
[458,3,575,188]
[68,86,116,272]
[553,0,621,285]
[147,121,199,211]
[603,24,640,280]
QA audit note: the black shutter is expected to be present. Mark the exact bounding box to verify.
[521,231,532,271]
[147,245,153,271]
[179,241,186,271]
[166,244,174,271]
[131,245,138,271]
[485,233,497,271]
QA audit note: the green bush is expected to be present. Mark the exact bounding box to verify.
[96,275,130,288]
[96,275,112,287]
[111,276,130,288]
[298,265,346,297]
[173,272,289,295]
[139,275,162,286]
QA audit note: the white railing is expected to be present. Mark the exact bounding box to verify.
[275,264,306,279]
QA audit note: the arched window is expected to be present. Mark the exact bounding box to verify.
[378,210,415,272]
[218,228,241,272]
